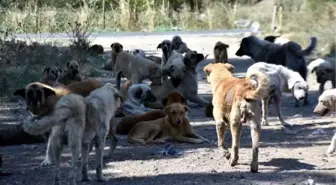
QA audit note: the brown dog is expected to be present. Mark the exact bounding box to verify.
[213,41,229,63]
[128,103,206,145]
[57,60,83,85]
[103,42,123,74]
[204,63,270,173]
[40,66,63,87]
[116,91,187,135]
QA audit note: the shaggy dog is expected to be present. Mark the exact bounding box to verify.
[57,60,83,85]
[246,62,309,127]
[308,58,335,94]
[313,88,336,155]
[128,103,208,145]
[116,91,187,135]
[213,41,229,63]
[103,42,123,74]
[203,63,270,173]
[40,66,63,87]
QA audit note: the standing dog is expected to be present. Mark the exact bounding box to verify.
[57,60,83,85]
[203,63,270,173]
[103,42,123,75]
[172,35,191,54]
[161,50,187,87]
[313,88,336,155]
[40,66,63,87]
[128,103,207,145]
[157,40,175,68]
[214,41,229,63]
[246,62,309,126]
[114,51,162,90]
[308,58,335,94]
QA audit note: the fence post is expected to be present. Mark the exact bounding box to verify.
[271,5,277,33]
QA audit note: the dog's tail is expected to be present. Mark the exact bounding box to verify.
[245,69,271,100]
[22,115,59,136]
[300,36,317,56]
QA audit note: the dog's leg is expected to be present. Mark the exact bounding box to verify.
[68,130,82,185]
[145,126,163,144]
[326,132,336,155]
[213,108,230,159]
[50,129,63,185]
[229,119,242,167]
[250,108,261,173]
[189,95,209,107]
[274,90,291,127]
[303,91,309,105]
[261,97,270,126]
[319,81,326,94]
[105,118,118,159]
[81,142,91,182]
[41,136,55,166]
[116,72,122,90]
[94,133,109,182]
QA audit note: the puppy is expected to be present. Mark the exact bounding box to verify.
[117,84,157,116]
[88,44,104,55]
[40,66,63,87]
[172,35,191,54]
[161,50,187,87]
[103,42,123,74]
[308,58,335,94]
[214,41,229,63]
[57,60,83,85]
[313,88,336,155]
[116,91,187,135]
[236,35,316,106]
[204,63,270,173]
[114,51,162,90]
[128,103,207,145]
[246,62,309,126]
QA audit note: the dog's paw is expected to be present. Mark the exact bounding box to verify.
[326,146,335,155]
[250,161,258,173]
[40,158,54,166]
[97,175,109,182]
[229,155,239,167]
[261,120,269,126]
[223,150,231,160]
[281,126,296,134]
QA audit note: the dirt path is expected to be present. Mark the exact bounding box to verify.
[0,34,335,185]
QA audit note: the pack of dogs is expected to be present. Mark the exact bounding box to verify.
[7,34,336,184]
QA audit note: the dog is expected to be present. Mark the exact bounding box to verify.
[308,58,335,94]
[117,84,157,116]
[157,40,175,68]
[161,50,187,87]
[128,103,208,145]
[116,91,187,135]
[151,50,208,107]
[236,35,316,106]
[14,79,103,166]
[114,51,162,90]
[103,42,123,74]
[172,35,191,54]
[246,62,309,127]
[57,60,83,85]
[88,44,104,55]
[214,41,229,63]
[313,88,336,155]
[40,66,63,87]
[203,62,270,173]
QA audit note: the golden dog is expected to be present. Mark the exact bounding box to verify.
[40,66,63,87]
[57,60,83,85]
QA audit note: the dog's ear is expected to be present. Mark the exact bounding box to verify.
[157,43,162,49]
[183,105,190,112]
[120,44,123,49]
[311,67,316,74]
[224,44,229,48]
[57,68,63,74]
[197,53,205,62]
[163,105,171,114]
[110,43,114,48]
[224,63,235,72]
[134,88,143,99]
[43,67,51,74]
[13,88,26,98]
[162,97,168,106]
[66,61,70,68]
[42,87,56,97]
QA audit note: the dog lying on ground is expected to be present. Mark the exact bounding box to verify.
[40,66,63,87]
[214,41,229,63]
[128,102,208,145]
[57,60,83,85]
[172,35,191,54]
[14,79,103,166]
[236,35,316,106]
[116,84,157,116]
[246,62,309,127]
[313,88,336,155]
[308,58,335,94]
[114,51,162,90]
[88,44,104,55]
[116,91,187,135]
[103,42,123,75]
[203,62,270,173]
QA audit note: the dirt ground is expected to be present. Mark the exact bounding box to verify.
[0,33,335,185]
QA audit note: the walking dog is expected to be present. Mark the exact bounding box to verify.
[214,41,229,63]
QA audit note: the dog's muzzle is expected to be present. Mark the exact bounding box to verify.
[235,48,244,56]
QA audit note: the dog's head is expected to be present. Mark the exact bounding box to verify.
[312,66,334,83]
[111,42,123,54]
[129,49,146,58]
[162,51,187,87]
[214,41,229,52]
[13,82,56,115]
[164,103,189,125]
[162,91,187,106]
[172,35,183,49]
[88,44,104,54]
[203,63,235,84]
[313,89,336,116]
[129,84,157,103]
[65,60,80,76]
[183,50,206,69]
[42,66,62,81]
[236,36,255,57]
[157,40,175,59]
[292,81,309,101]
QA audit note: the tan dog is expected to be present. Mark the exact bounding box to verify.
[57,60,83,85]
[214,41,229,63]
[128,103,207,145]
[40,66,63,87]
[116,91,187,135]
[203,63,270,173]
[103,42,123,75]
[313,88,336,155]
[114,51,162,90]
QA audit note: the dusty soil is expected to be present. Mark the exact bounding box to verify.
[0,33,335,185]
